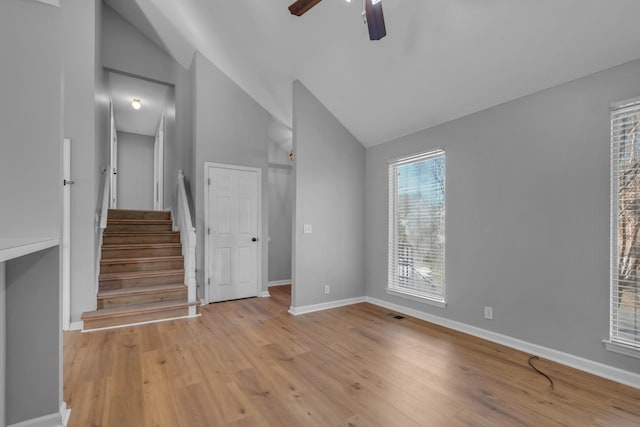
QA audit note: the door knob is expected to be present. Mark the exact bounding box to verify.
[252,237,258,242]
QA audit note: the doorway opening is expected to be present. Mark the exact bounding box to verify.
[107,71,174,210]
[266,118,293,308]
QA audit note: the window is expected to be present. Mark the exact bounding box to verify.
[609,98,640,357]
[388,150,446,306]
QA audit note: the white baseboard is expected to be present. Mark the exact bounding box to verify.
[267,280,291,287]
[68,321,83,331]
[33,0,61,8]
[365,296,640,390]
[260,291,271,298]
[289,296,367,316]
[8,401,69,427]
[60,402,71,426]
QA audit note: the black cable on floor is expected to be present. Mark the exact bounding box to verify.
[528,355,554,388]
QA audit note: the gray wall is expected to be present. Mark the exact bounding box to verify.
[165,69,193,216]
[365,58,640,375]
[268,142,293,282]
[192,52,270,297]
[0,262,5,427]
[292,81,366,308]
[61,0,101,322]
[6,247,60,425]
[103,4,193,212]
[95,0,110,199]
[94,0,110,315]
[117,131,155,210]
[102,4,176,87]
[0,0,62,240]
[0,2,64,424]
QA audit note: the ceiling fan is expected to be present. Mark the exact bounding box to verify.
[288,0,387,41]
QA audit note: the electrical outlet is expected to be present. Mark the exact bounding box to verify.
[484,306,493,320]
[324,285,330,295]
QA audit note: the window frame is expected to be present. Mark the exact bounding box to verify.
[387,149,447,308]
[606,96,640,359]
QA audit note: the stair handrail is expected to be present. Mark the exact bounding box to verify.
[95,167,110,298]
[100,166,110,230]
[176,170,197,311]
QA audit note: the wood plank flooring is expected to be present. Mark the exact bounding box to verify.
[64,285,640,426]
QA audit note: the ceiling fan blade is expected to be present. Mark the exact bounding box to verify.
[289,0,322,16]
[365,0,386,40]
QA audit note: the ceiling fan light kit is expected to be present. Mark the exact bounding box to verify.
[288,0,386,40]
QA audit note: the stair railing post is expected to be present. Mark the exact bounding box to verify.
[177,170,198,315]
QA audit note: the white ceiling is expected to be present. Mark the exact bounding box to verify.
[108,0,640,147]
[108,72,172,136]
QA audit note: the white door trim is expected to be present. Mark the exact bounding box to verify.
[62,138,71,331]
[109,103,118,209]
[204,162,262,304]
[153,116,164,210]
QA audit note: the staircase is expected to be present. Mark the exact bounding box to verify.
[81,209,195,330]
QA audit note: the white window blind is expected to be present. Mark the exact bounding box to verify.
[611,99,640,350]
[388,150,446,304]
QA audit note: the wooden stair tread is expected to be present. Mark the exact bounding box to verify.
[108,209,169,214]
[98,283,187,299]
[81,300,196,320]
[99,269,184,280]
[100,255,183,264]
[107,219,172,224]
[102,243,182,249]
[103,231,178,235]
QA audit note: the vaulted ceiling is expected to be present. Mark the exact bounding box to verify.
[105,0,640,147]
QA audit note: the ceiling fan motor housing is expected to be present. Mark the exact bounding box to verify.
[288,0,387,40]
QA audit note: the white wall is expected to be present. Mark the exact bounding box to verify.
[292,81,366,308]
[0,0,62,240]
[192,52,270,297]
[365,58,640,376]
[117,131,155,210]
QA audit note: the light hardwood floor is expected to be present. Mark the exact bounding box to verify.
[64,285,640,426]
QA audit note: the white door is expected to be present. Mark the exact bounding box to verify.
[109,103,118,208]
[153,116,164,210]
[205,163,261,302]
[62,138,72,331]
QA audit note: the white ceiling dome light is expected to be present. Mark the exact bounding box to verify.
[131,98,142,110]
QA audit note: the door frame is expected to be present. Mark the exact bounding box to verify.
[153,115,164,210]
[203,162,262,304]
[62,138,71,331]
[109,102,118,208]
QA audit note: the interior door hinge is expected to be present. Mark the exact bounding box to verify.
[208,278,210,285]
[208,228,210,235]
[208,178,211,185]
